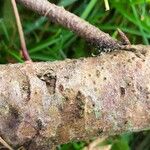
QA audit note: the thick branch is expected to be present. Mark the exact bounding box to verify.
[16,0,121,50]
[0,45,150,149]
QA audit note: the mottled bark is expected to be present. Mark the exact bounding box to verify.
[16,0,122,50]
[0,45,150,149]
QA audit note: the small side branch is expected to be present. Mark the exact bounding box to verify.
[17,0,123,50]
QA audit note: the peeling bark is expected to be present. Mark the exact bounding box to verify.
[0,45,150,149]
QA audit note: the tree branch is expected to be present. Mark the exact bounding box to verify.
[0,45,150,149]
[16,0,122,51]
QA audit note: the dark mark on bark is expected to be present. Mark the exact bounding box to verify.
[36,119,43,131]
[88,74,91,77]
[127,59,132,63]
[103,77,107,81]
[96,70,100,78]
[21,140,34,150]
[7,106,20,130]
[22,75,31,102]
[124,120,128,125]
[64,76,69,80]
[92,103,95,107]
[59,84,64,92]
[37,70,57,94]
[75,91,85,118]
[97,128,103,135]
[120,87,125,97]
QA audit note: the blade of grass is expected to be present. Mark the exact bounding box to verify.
[1,41,23,63]
[31,54,59,61]
[29,38,60,53]
[58,0,78,7]
[130,0,149,44]
[111,2,150,33]
[104,0,110,11]
[7,50,24,63]
[25,17,47,34]
[81,0,98,19]
[0,19,9,41]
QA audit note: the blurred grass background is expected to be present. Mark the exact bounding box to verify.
[0,0,150,149]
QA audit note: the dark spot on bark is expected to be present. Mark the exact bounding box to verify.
[114,88,117,93]
[132,57,135,60]
[93,81,96,85]
[113,54,117,57]
[75,91,85,118]
[22,77,31,102]
[140,86,144,91]
[36,119,43,131]
[7,106,20,129]
[124,120,128,125]
[110,56,113,59]
[26,87,31,102]
[101,67,104,70]
[103,77,107,81]
[126,82,131,86]
[46,78,56,94]
[64,75,69,80]
[34,91,38,95]
[21,140,34,150]
[127,59,132,63]
[88,74,91,77]
[146,95,149,99]
[97,129,103,135]
[37,70,57,94]
[73,60,78,63]
[59,84,64,92]
[120,87,125,96]
[64,97,69,101]
[96,70,100,78]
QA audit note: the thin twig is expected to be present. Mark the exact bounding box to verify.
[0,137,13,150]
[17,0,122,50]
[117,28,131,45]
[11,0,31,61]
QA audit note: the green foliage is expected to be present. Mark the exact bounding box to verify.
[1,0,150,63]
[0,0,150,149]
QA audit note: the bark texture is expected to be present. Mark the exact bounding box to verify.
[16,0,121,50]
[0,45,150,149]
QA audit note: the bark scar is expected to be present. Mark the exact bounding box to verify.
[37,69,57,94]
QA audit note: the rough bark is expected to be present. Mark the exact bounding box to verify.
[16,0,122,50]
[0,45,150,149]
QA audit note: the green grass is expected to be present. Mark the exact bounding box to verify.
[0,0,150,149]
[1,0,150,63]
